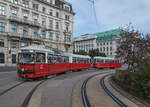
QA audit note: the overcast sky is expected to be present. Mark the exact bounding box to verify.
[67,0,150,37]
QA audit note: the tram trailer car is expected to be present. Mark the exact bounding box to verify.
[63,53,91,71]
[93,57,121,69]
[17,45,91,79]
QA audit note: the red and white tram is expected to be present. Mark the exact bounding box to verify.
[93,56,121,68]
[17,45,91,79]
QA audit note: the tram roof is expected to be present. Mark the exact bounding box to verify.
[94,56,115,60]
[63,53,90,58]
[19,45,54,53]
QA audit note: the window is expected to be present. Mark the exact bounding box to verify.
[65,23,69,31]
[0,39,4,47]
[56,22,59,29]
[23,11,29,19]
[100,48,102,51]
[33,3,38,11]
[41,31,46,39]
[49,9,53,16]
[11,9,17,18]
[64,6,70,11]
[22,0,29,7]
[107,47,109,51]
[0,22,5,32]
[33,28,38,37]
[110,41,112,44]
[12,54,16,64]
[49,32,53,40]
[65,35,71,42]
[0,5,5,16]
[110,47,112,51]
[56,33,59,41]
[56,12,59,18]
[50,0,53,4]
[11,24,17,33]
[42,18,46,26]
[103,47,105,51]
[11,0,18,4]
[0,53,4,63]
[56,45,59,50]
[33,13,38,21]
[65,15,70,21]
[49,20,53,28]
[21,41,28,47]
[11,40,18,48]
[42,7,46,13]
[23,26,28,35]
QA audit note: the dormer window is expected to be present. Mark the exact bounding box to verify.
[64,5,70,11]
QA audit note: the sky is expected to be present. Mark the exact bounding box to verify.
[67,0,150,37]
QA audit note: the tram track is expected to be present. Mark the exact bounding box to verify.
[100,75,127,107]
[21,80,46,107]
[0,81,25,96]
[81,72,127,107]
[81,72,109,107]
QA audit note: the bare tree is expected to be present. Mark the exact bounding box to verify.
[116,28,150,71]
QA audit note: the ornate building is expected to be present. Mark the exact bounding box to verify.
[0,0,75,66]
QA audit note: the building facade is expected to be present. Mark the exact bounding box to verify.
[73,29,125,58]
[0,0,74,66]
[73,34,97,53]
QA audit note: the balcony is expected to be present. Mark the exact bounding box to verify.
[63,30,72,34]
[0,31,8,36]
[9,16,41,28]
[8,32,21,38]
[0,15,7,20]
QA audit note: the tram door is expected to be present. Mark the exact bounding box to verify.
[35,53,48,75]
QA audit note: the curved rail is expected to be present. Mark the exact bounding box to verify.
[81,76,92,107]
[21,80,46,107]
[81,73,104,107]
[100,75,127,107]
[0,82,24,96]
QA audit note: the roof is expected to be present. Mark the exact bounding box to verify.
[74,34,97,42]
[74,28,126,42]
[95,29,125,42]
[19,45,54,53]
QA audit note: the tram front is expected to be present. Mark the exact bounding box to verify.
[17,51,36,79]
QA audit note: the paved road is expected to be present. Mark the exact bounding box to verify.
[28,69,108,107]
[0,71,21,95]
[0,68,136,107]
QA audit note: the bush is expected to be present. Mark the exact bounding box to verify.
[113,58,150,99]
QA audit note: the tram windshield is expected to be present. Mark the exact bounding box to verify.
[18,53,35,63]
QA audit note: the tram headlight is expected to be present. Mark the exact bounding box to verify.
[21,68,25,72]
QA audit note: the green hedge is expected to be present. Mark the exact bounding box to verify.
[113,58,150,99]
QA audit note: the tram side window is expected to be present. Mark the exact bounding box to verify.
[105,59,110,63]
[73,57,76,63]
[64,56,69,63]
[48,54,53,63]
[36,53,45,63]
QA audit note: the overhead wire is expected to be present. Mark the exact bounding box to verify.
[88,0,99,28]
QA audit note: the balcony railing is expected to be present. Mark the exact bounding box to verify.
[8,32,21,37]
[9,16,41,27]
